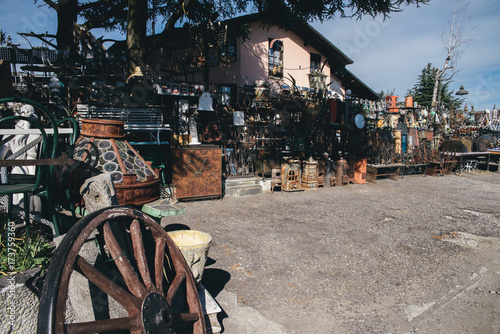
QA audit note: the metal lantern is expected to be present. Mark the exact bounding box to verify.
[307,71,327,91]
[455,85,469,96]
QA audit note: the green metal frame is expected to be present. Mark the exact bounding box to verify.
[0,97,61,235]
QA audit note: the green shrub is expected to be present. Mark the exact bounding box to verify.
[0,215,53,275]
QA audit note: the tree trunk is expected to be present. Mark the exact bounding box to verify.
[431,50,453,111]
[56,0,78,51]
[431,67,441,111]
[203,39,210,88]
[126,0,147,75]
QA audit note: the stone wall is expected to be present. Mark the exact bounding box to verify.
[0,267,43,333]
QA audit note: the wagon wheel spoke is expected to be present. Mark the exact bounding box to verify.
[130,219,155,290]
[74,255,141,315]
[64,316,141,334]
[166,271,185,304]
[173,312,200,324]
[185,271,206,333]
[155,237,166,292]
[102,221,147,298]
[164,237,206,333]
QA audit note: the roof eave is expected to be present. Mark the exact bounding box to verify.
[222,13,353,67]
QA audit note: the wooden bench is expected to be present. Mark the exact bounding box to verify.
[402,163,428,175]
[441,152,492,174]
[366,163,405,183]
[487,149,500,172]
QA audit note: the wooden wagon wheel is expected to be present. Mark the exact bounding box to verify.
[37,206,206,334]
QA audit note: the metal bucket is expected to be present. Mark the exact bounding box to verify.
[168,230,212,284]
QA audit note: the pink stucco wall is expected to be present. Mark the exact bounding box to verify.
[209,22,341,92]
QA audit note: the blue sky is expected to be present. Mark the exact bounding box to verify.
[313,0,500,111]
[1,0,499,110]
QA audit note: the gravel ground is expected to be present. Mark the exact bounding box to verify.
[164,172,500,334]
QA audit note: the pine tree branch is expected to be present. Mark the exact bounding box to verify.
[81,1,128,31]
[41,0,58,11]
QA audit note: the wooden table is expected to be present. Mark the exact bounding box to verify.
[445,152,492,174]
[486,149,500,172]
[402,163,428,176]
[366,163,405,183]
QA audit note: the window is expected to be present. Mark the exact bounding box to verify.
[219,35,236,63]
[310,53,322,72]
[268,39,283,77]
[209,28,237,66]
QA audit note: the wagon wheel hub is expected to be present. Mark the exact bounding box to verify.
[143,292,174,334]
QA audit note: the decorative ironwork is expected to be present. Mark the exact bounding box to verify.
[173,146,222,200]
[201,123,221,143]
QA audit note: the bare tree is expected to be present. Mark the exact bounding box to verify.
[431,0,474,111]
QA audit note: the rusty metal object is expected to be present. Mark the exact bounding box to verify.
[0,152,76,169]
[270,168,282,193]
[354,159,367,184]
[115,174,161,206]
[366,163,404,182]
[301,159,318,189]
[37,206,206,334]
[317,160,325,188]
[335,158,347,186]
[74,119,161,206]
[80,118,126,138]
[424,151,457,176]
[440,151,456,176]
[172,146,222,200]
[281,160,301,191]
[201,123,221,143]
[0,152,85,183]
[329,176,338,186]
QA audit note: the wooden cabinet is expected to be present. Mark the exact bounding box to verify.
[172,145,222,200]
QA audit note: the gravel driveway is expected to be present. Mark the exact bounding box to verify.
[165,172,500,334]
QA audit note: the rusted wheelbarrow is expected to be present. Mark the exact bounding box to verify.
[37,206,206,334]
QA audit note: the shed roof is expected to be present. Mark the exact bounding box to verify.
[223,13,353,68]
